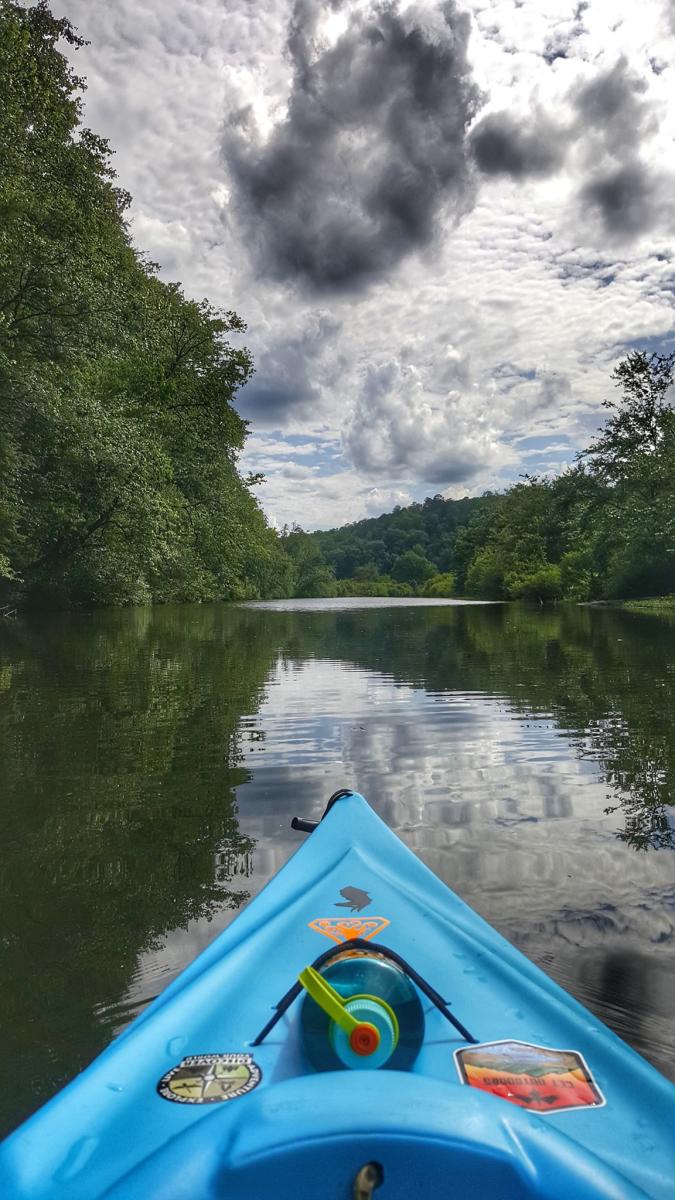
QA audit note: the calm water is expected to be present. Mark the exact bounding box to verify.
[1,598,674,1136]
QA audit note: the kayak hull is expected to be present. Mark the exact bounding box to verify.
[2,792,674,1198]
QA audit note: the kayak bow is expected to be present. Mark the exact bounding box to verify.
[2,790,674,1198]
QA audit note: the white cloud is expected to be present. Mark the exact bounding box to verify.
[278,463,317,479]
[344,359,516,485]
[365,487,413,515]
[244,436,328,458]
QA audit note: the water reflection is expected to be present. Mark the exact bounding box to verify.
[0,605,267,1134]
[0,599,673,1137]
[256,600,675,851]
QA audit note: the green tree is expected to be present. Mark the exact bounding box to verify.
[391,547,435,587]
[579,351,675,598]
[464,546,506,599]
[353,561,381,582]
[281,527,337,597]
[583,351,675,483]
[421,571,456,598]
[313,495,482,585]
[507,564,563,602]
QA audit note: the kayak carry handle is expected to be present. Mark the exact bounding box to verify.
[291,788,354,835]
[291,817,319,833]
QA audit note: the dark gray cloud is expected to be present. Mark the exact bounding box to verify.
[223,0,483,292]
[236,376,316,427]
[573,58,652,154]
[235,314,339,427]
[470,57,670,242]
[471,59,651,184]
[535,371,572,411]
[579,163,657,238]
[470,111,565,178]
[573,60,665,240]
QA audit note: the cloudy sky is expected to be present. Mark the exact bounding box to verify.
[55,0,675,529]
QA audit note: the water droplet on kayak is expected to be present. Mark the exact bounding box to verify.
[453,953,465,960]
[634,1135,655,1151]
[477,975,487,983]
[53,1137,98,1181]
[512,1009,525,1020]
[463,967,476,975]
[166,1036,187,1056]
[106,1082,124,1093]
[637,1117,650,1129]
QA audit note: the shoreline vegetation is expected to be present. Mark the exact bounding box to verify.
[1,3,674,615]
[620,595,675,617]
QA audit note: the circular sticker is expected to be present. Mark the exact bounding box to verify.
[157,1053,261,1105]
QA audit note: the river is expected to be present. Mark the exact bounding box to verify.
[1,597,673,1136]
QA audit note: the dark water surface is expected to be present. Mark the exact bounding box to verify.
[1,598,674,1136]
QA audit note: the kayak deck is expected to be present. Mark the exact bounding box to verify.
[2,792,674,1198]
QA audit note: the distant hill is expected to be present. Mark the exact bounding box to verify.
[310,493,489,581]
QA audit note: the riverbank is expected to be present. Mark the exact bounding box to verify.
[621,595,675,618]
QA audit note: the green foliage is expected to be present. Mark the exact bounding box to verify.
[314,494,479,582]
[421,571,456,598]
[335,574,414,597]
[281,527,337,597]
[0,0,286,607]
[336,576,389,597]
[559,548,596,602]
[465,547,506,599]
[353,561,381,581]
[580,351,675,599]
[391,547,436,586]
[621,594,675,618]
[387,579,415,596]
[507,564,563,602]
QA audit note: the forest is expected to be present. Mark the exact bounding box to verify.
[1,1,673,611]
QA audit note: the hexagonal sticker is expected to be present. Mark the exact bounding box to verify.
[455,1040,604,1113]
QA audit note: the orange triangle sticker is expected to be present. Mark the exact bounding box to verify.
[308,916,390,944]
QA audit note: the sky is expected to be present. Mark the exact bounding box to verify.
[54,0,675,529]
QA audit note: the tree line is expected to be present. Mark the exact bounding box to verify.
[306,349,675,603]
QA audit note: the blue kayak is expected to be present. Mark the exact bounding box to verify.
[2,790,674,1198]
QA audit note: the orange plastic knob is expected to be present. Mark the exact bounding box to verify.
[349,1022,381,1056]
